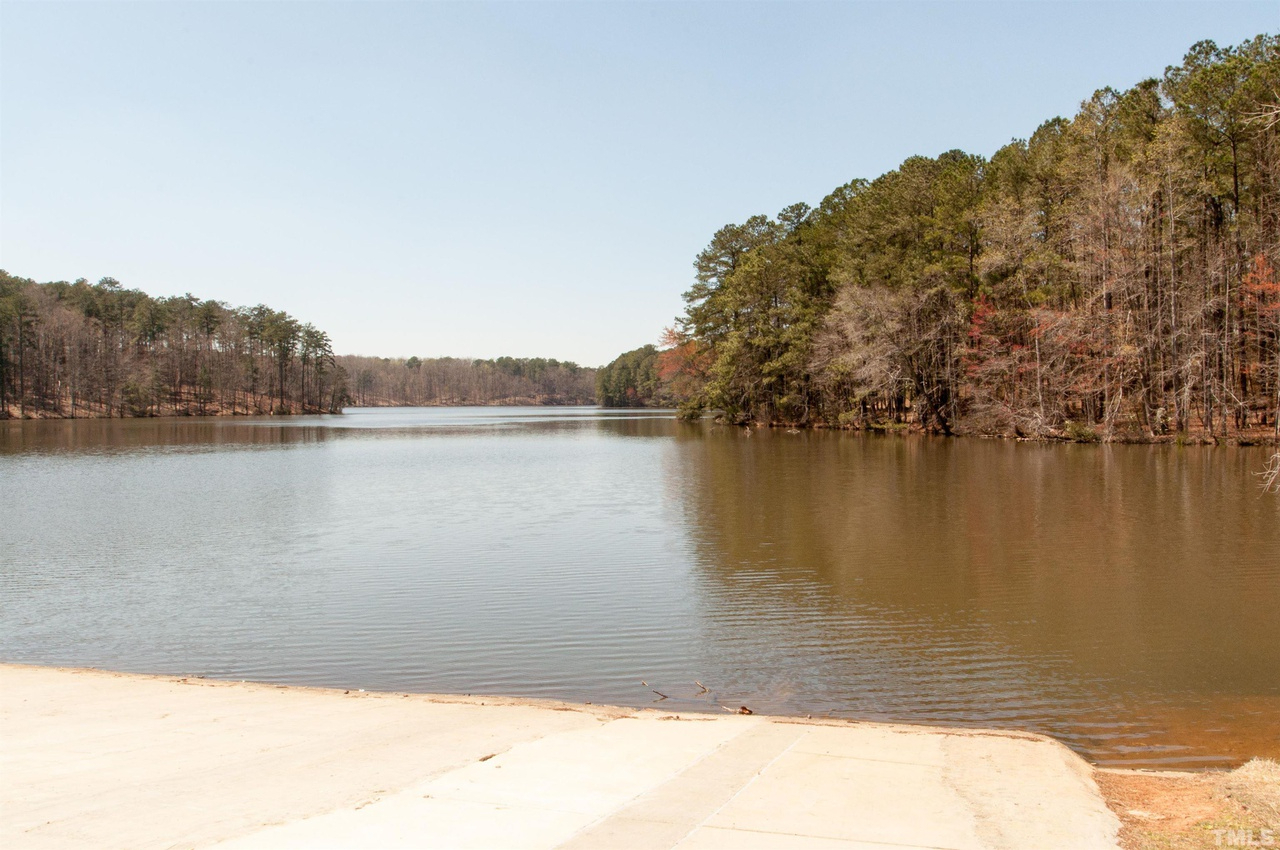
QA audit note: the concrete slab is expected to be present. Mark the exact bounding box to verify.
[698,745,985,849]
[559,722,809,849]
[0,664,1120,850]
[789,722,948,767]
[675,828,907,850]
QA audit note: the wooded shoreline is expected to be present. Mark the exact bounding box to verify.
[598,34,1280,447]
[0,268,596,420]
[5,399,1278,448]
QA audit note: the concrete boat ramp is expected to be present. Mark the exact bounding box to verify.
[2,664,1119,849]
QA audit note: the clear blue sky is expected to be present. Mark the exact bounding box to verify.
[1,2,1275,366]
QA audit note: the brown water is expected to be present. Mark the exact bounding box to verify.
[2,407,1278,767]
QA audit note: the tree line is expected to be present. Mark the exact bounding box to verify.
[0,271,344,418]
[340,354,595,407]
[596,345,668,407]
[0,271,600,417]
[605,34,1280,442]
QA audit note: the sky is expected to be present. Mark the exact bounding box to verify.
[1,2,1276,366]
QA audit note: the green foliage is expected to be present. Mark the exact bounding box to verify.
[679,200,835,423]
[597,345,665,407]
[676,398,705,421]
[1063,421,1101,443]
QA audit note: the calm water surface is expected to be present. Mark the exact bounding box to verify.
[3,407,1278,767]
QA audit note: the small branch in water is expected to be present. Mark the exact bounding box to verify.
[694,681,708,695]
[1259,452,1280,494]
[641,681,669,701]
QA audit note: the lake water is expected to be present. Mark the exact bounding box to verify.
[3,407,1278,768]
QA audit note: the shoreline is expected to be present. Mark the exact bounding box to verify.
[6,664,1275,849]
[5,662,1122,849]
[5,405,1278,447]
[0,399,595,421]
[6,662,1269,772]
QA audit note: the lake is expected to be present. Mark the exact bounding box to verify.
[2,407,1278,768]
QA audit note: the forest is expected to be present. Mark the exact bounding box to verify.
[595,345,671,408]
[600,34,1280,442]
[0,271,345,418]
[0,271,596,417]
[339,354,595,407]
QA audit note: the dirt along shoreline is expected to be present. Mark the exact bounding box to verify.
[1098,763,1280,850]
